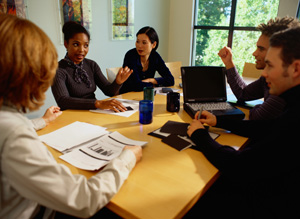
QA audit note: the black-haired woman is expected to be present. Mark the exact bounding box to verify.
[52,21,133,111]
[119,26,174,94]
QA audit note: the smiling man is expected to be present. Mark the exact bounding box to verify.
[218,17,300,120]
[185,27,300,218]
[263,43,300,96]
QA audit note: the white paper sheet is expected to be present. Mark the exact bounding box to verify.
[60,149,110,171]
[60,131,147,171]
[39,121,108,152]
[89,98,139,117]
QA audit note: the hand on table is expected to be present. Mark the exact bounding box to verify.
[187,110,217,137]
[95,99,127,112]
[142,78,157,84]
[124,145,142,163]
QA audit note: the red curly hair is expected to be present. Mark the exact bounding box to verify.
[0,14,58,112]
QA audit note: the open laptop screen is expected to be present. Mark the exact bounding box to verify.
[181,66,227,102]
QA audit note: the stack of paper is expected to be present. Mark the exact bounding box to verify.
[39,121,147,171]
[60,131,147,171]
[39,121,108,152]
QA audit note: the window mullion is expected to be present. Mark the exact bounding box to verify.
[194,26,230,30]
[227,0,237,48]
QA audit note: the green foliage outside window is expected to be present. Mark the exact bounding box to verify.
[193,0,279,74]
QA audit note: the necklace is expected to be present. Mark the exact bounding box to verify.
[141,59,149,72]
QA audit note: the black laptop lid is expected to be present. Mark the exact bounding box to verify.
[181,66,227,102]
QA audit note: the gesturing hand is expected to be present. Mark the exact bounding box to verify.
[115,66,133,85]
[42,106,62,126]
[218,46,235,69]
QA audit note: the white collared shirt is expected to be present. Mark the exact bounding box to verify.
[0,105,136,218]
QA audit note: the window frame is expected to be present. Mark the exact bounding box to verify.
[192,0,258,65]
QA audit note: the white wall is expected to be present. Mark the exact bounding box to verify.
[26,0,170,118]
[168,0,194,66]
[24,0,299,118]
[277,0,299,17]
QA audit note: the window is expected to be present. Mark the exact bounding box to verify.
[192,0,280,73]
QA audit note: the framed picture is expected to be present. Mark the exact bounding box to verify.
[58,0,92,44]
[60,0,92,31]
[297,0,300,19]
[0,0,27,18]
[111,0,134,40]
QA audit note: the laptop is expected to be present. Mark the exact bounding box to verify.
[181,66,245,120]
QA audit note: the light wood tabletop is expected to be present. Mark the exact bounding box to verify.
[37,88,248,219]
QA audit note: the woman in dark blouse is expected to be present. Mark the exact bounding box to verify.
[119,26,174,94]
[52,21,133,111]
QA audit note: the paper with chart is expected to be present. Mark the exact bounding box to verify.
[90,98,139,117]
[60,131,147,171]
[39,121,108,152]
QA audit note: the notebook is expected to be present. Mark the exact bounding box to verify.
[181,66,245,120]
[227,94,264,109]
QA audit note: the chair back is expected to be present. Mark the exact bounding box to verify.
[242,62,262,78]
[165,61,182,79]
[106,67,121,83]
[154,61,182,78]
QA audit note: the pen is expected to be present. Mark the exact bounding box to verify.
[198,106,203,120]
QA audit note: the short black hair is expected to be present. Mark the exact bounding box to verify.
[62,21,90,42]
[136,26,159,51]
[270,27,300,67]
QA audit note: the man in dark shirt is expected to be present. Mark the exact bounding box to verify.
[185,27,300,218]
[218,17,300,120]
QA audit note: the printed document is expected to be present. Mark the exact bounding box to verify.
[39,122,147,170]
[39,121,108,152]
[60,131,147,171]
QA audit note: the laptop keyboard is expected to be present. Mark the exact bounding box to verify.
[186,102,235,111]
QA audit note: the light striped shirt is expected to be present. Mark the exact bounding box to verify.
[226,67,286,120]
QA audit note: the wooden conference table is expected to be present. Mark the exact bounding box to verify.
[37,89,249,219]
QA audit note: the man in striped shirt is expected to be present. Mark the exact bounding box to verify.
[218,17,300,120]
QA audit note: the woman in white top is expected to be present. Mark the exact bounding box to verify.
[0,14,142,218]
